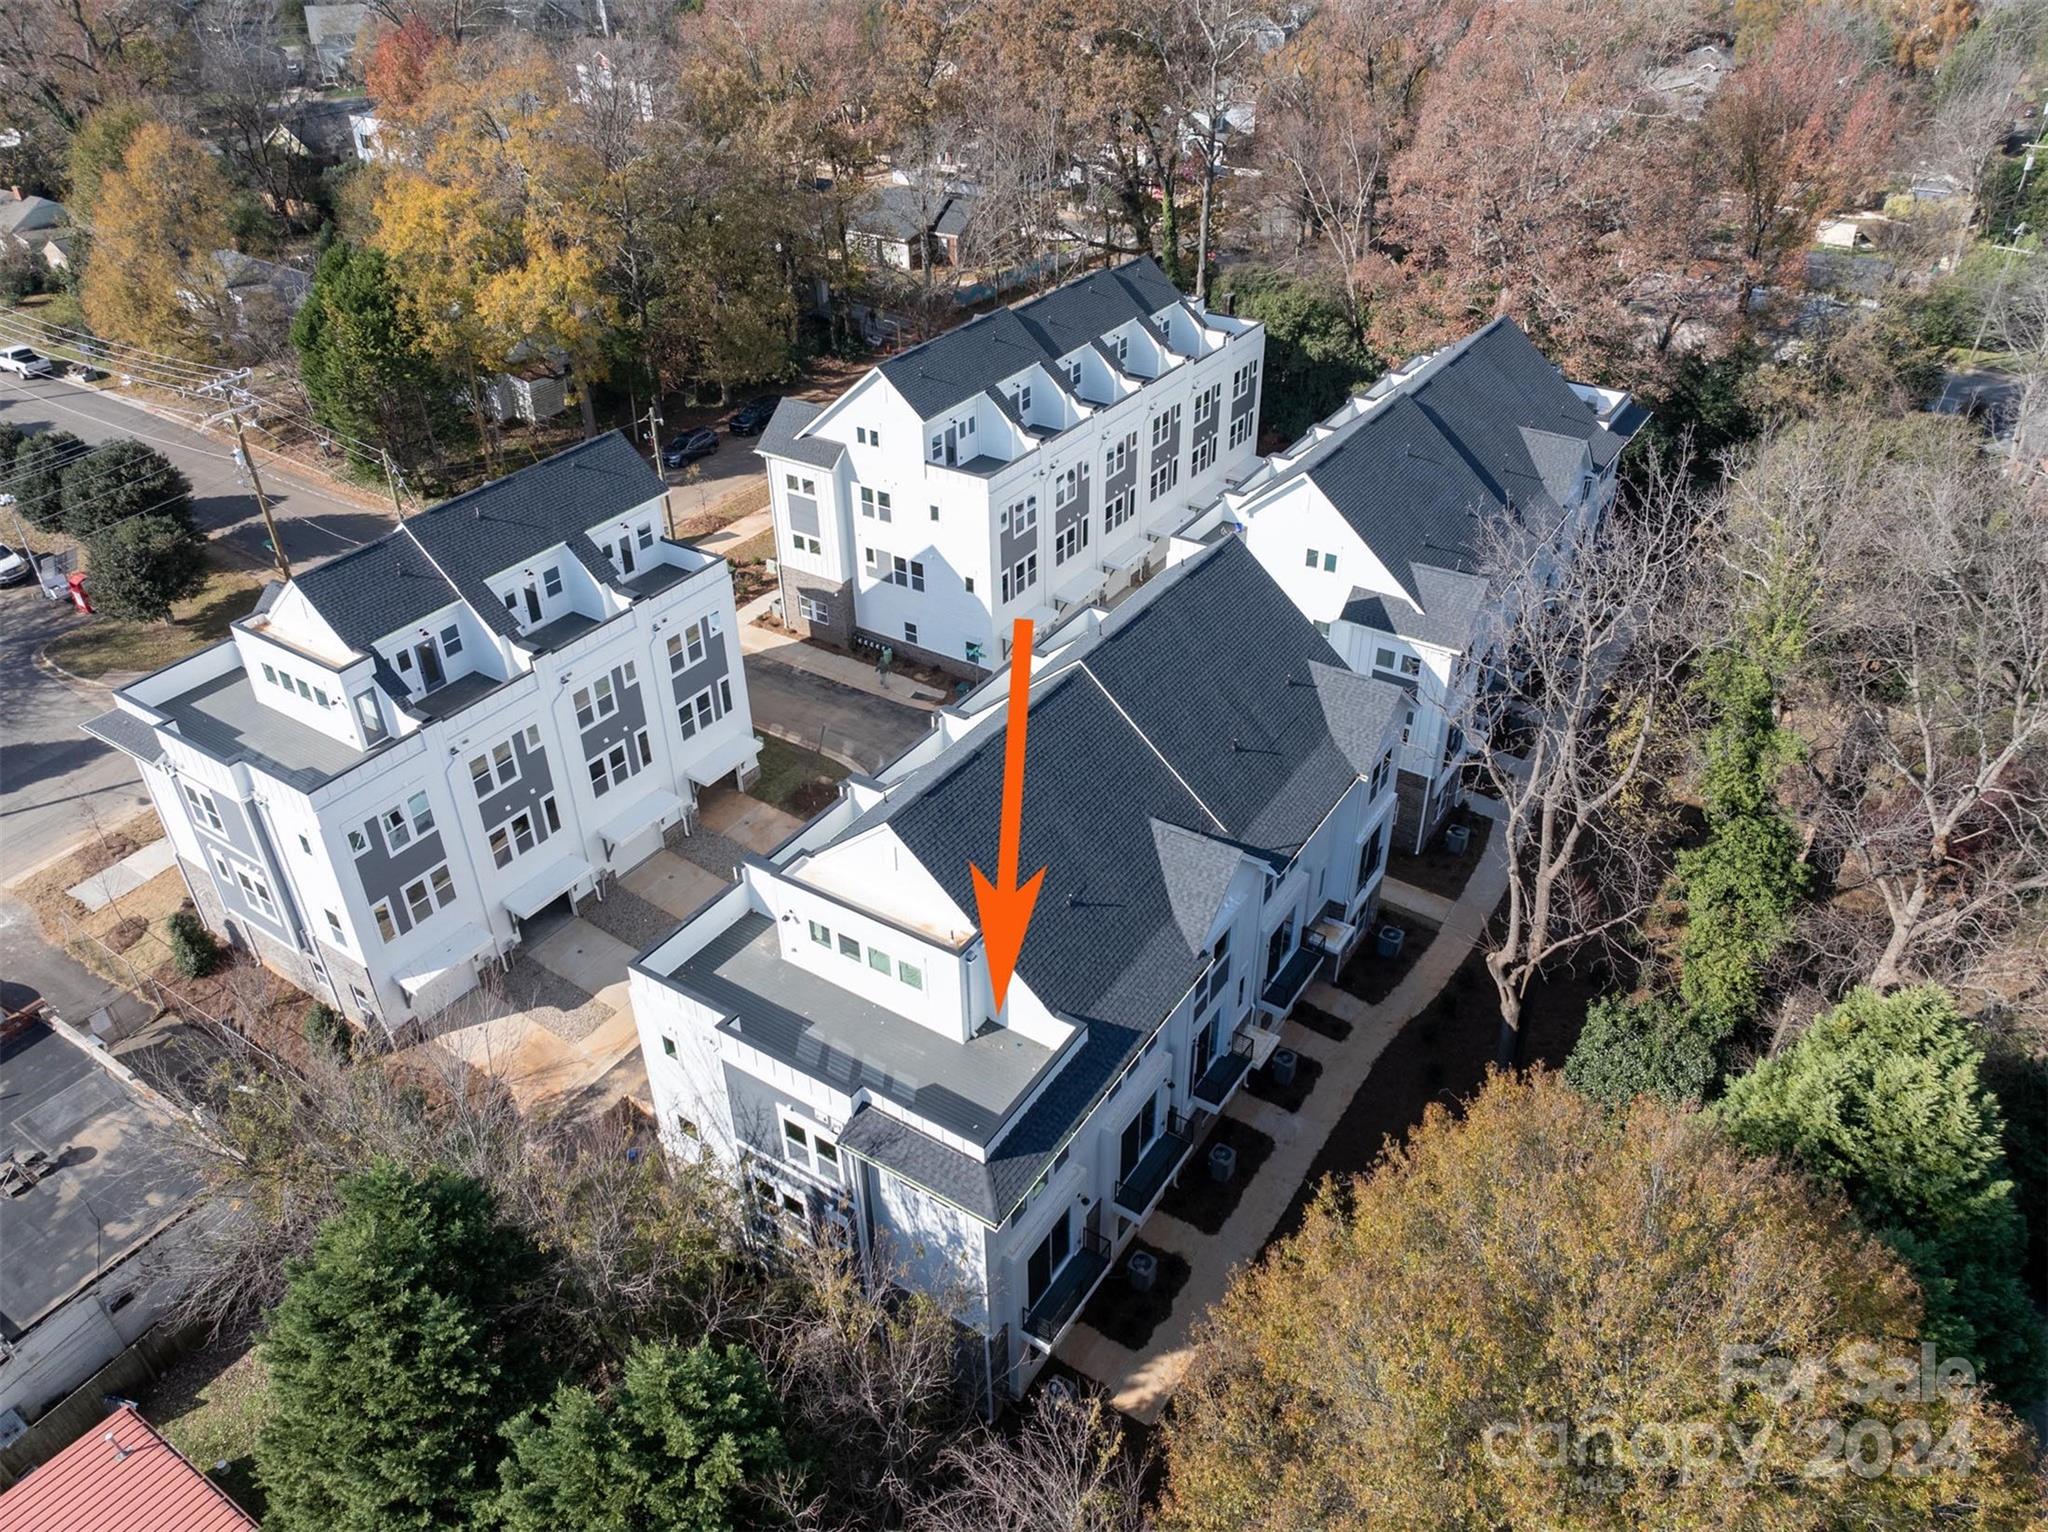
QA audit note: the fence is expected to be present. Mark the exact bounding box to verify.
[0,1324,195,1491]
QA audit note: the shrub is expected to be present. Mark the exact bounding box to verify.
[1565,993,1723,1109]
[302,1003,349,1060]
[167,909,224,978]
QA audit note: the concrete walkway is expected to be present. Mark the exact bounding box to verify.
[738,607,948,711]
[65,839,176,912]
[689,503,773,556]
[1057,798,1511,1422]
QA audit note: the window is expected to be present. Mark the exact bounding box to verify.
[636,522,654,549]
[489,825,512,867]
[406,791,434,834]
[440,623,463,657]
[1192,437,1217,475]
[1149,403,1181,448]
[1114,333,1129,367]
[1017,383,1033,412]
[1026,1211,1072,1309]
[324,908,345,942]
[574,676,618,729]
[662,1034,678,1058]
[1228,412,1253,451]
[965,639,985,665]
[809,919,831,946]
[929,504,940,522]
[904,622,918,645]
[543,566,563,597]
[1149,454,1178,501]
[347,827,369,855]
[790,532,823,555]
[1375,647,1397,669]
[1105,488,1135,532]
[838,933,860,960]
[1194,383,1219,425]
[1001,553,1039,603]
[868,945,891,974]
[381,804,412,851]
[858,486,892,520]
[543,796,561,833]
[636,729,652,768]
[1401,707,1415,745]
[404,876,434,924]
[889,555,926,592]
[396,649,414,673]
[183,784,224,834]
[898,959,923,989]
[349,983,376,1015]
[964,576,975,594]
[261,663,277,685]
[430,865,454,906]
[782,1115,840,1176]
[1054,466,1078,507]
[1067,359,1083,390]
[1105,436,1130,479]
[799,594,829,624]
[374,902,398,942]
[786,472,815,494]
[676,1115,699,1140]
[295,678,313,701]
[1232,358,1259,401]
[856,425,876,446]
[588,742,631,795]
[678,619,708,667]
[297,832,312,857]
[1054,519,1089,565]
[677,686,717,738]
[234,865,275,917]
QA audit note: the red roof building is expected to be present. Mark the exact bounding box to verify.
[0,1404,256,1531]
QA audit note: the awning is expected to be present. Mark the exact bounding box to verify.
[686,737,756,789]
[503,854,593,921]
[394,922,494,999]
[597,788,683,851]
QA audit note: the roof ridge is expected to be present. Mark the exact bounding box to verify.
[1074,661,1226,833]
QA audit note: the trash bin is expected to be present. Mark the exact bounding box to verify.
[1377,924,1406,960]
[1269,1048,1298,1088]
[1444,822,1472,856]
[1127,1250,1159,1292]
[1208,1142,1238,1183]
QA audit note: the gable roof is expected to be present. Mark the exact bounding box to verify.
[847,183,977,243]
[288,431,662,653]
[0,195,65,236]
[876,256,1189,419]
[0,1405,256,1531]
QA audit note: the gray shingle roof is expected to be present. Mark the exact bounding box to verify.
[877,257,1189,419]
[81,709,165,765]
[847,183,977,243]
[757,399,845,471]
[288,432,662,653]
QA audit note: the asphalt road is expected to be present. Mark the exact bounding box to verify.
[743,652,935,773]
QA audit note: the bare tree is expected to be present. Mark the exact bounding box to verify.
[910,1391,1148,1532]
[1460,471,1703,1061]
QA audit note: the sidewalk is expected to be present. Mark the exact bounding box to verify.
[688,503,773,556]
[1057,802,1511,1422]
[738,609,948,710]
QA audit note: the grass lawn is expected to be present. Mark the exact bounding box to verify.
[45,556,270,680]
[140,1335,270,1519]
[751,735,851,817]
[675,478,769,538]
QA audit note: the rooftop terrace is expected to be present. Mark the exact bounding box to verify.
[152,666,370,791]
[665,912,1057,1144]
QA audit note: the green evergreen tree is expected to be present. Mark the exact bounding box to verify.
[11,430,83,532]
[1674,648,1809,1032]
[61,438,193,538]
[0,421,25,474]
[82,515,206,622]
[256,1161,547,1532]
[494,1339,792,1532]
[1717,986,2045,1399]
[1224,268,1380,441]
[292,242,465,481]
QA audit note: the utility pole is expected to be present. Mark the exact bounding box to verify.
[231,412,291,580]
[381,450,407,521]
[645,402,675,538]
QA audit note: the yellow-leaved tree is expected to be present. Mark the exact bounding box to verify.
[79,121,237,362]
[1160,1071,2045,1531]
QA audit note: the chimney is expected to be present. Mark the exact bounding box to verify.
[1220,290,1236,317]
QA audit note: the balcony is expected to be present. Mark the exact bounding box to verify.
[1191,1040,1253,1108]
[1259,943,1324,1013]
[1023,1229,1111,1343]
[1113,1124,1196,1217]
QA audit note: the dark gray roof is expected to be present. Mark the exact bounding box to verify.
[289,432,662,652]
[848,183,976,243]
[137,660,372,791]
[81,708,165,764]
[871,539,1406,1218]
[1303,318,1633,612]
[1152,819,1248,952]
[757,399,844,471]
[877,257,1189,419]
[932,194,975,239]
[1340,563,1488,649]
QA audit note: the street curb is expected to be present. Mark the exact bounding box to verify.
[31,642,122,696]
[753,723,865,775]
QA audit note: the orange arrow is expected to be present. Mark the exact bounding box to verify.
[970,617,1046,1012]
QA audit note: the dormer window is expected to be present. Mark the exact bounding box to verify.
[1066,360,1082,390]
[1115,334,1129,367]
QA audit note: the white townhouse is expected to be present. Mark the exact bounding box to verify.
[1173,319,1649,851]
[629,539,1407,1409]
[83,434,760,1038]
[757,256,1265,677]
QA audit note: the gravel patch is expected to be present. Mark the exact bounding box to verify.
[672,828,750,882]
[581,887,679,951]
[419,956,614,1044]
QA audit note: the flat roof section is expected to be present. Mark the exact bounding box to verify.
[668,912,1055,1144]
[152,667,369,791]
[0,1022,201,1340]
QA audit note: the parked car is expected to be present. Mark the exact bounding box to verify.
[0,546,30,588]
[661,427,719,469]
[727,395,782,436]
[0,345,53,379]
